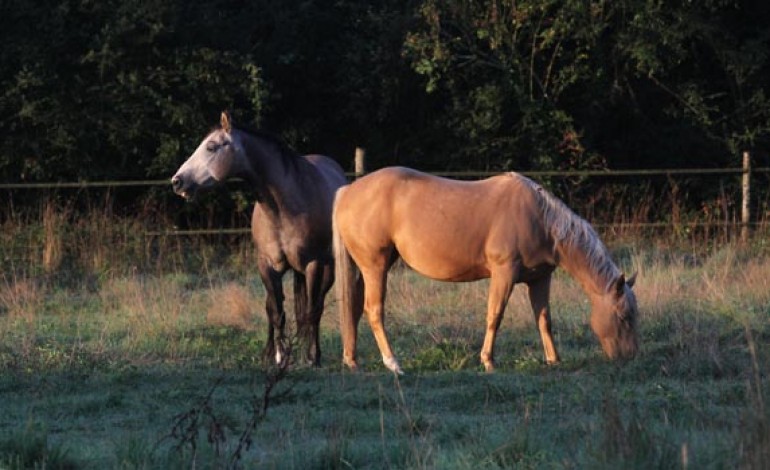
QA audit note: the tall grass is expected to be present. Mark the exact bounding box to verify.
[1,196,769,467]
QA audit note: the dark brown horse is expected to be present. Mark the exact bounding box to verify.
[333,167,639,374]
[172,112,347,365]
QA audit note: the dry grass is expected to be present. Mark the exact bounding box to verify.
[628,244,770,324]
[383,265,591,341]
[206,282,258,330]
[98,274,190,347]
[0,275,42,322]
[41,202,64,274]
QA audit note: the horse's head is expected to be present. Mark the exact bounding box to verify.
[590,272,639,361]
[171,111,245,200]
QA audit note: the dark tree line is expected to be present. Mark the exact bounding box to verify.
[1,0,768,184]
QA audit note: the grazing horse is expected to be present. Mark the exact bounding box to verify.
[172,111,347,366]
[333,167,639,374]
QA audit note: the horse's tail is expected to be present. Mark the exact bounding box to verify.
[333,186,362,370]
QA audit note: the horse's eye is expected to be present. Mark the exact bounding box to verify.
[206,142,219,153]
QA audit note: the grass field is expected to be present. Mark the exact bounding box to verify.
[1,210,769,468]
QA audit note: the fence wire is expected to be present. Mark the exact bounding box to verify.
[3,166,769,237]
[2,167,769,190]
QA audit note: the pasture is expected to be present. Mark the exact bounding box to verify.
[1,210,769,468]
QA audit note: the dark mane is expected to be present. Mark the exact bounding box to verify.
[236,126,299,158]
[215,123,300,169]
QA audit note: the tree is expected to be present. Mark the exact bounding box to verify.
[403,0,612,170]
[0,0,266,182]
[403,0,770,171]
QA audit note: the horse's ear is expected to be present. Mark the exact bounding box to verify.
[626,272,637,289]
[221,111,232,133]
[614,274,626,295]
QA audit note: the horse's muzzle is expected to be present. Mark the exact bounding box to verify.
[171,175,184,194]
[171,175,195,200]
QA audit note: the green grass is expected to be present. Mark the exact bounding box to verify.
[1,231,769,468]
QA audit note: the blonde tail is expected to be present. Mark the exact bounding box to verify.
[333,186,362,370]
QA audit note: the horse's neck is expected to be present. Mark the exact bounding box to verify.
[239,135,300,211]
[556,240,619,297]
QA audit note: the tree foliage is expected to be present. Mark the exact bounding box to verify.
[0,0,266,181]
[0,0,767,183]
[404,0,770,170]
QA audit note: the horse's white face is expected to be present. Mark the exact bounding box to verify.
[590,273,639,360]
[171,127,246,200]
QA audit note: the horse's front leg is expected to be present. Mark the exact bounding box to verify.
[258,259,286,365]
[479,263,518,372]
[527,275,560,365]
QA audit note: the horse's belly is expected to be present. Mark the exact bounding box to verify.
[518,263,556,282]
[397,240,489,282]
[412,263,490,282]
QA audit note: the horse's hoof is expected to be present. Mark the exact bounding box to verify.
[343,359,359,372]
[383,356,404,375]
[483,362,495,373]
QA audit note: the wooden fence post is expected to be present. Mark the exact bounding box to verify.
[354,147,366,179]
[741,150,751,244]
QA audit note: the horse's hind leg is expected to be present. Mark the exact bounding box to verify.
[292,270,311,363]
[298,260,334,366]
[527,275,560,365]
[258,260,286,364]
[361,265,403,374]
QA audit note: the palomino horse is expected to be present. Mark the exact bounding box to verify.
[172,112,347,366]
[333,167,639,374]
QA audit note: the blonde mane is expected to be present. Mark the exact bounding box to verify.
[512,173,620,291]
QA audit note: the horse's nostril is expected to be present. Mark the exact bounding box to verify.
[171,176,182,192]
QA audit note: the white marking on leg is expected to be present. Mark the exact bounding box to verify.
[382,355,404,375]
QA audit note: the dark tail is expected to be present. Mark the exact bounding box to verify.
[333,186,362,369]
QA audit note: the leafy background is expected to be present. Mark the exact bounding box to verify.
[1,0,768,184]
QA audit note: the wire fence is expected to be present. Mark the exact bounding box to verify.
[3,167,768,190]
[3,166,770,237]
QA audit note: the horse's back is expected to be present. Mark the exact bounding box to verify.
[335,167,547,281]
[302,154,348,193]
[339,166,525,227]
